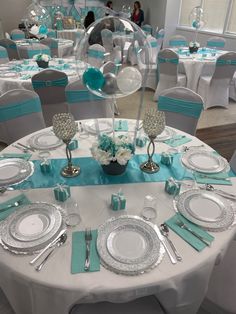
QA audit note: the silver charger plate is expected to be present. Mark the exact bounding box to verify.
[0,203,64,254]
[181,149,228,173]
[175,189,234,231]
[155,126,176,142]
[83,120,113,135]
[0,158,34,187]
[28,131,63,150]
[97,215,165,275]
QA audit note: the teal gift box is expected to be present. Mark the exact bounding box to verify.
[161,152,173,166]
[165,177,181,195]
[68,139,78,151]
[40,161,52,174]
[54,184,71,202]
[136,136,147,148]
[111,192,126,211]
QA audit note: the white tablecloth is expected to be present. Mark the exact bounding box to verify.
[57,30,79,43]
[0,119,235,314]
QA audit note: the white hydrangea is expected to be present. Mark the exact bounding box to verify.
[115,148,132,165]
[91,144,112,165]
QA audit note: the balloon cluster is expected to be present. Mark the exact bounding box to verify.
[189,6,206,30]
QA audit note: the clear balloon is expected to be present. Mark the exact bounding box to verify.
[189,6,206,30]
[24,1,52,28]
[117,67,142,94]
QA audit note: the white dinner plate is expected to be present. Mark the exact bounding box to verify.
[155,126,176,141]
[28,131,63,150]
[83,119,113,134]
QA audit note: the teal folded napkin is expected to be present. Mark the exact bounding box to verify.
[115,120,128,132]
[0,194,31,221]
[0,153,32,160]
[194,171,232,186]
[71,230,100,274]
[164,135,192,147]
[165,213,214,251]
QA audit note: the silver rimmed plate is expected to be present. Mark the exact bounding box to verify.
[181,149,228,173]
[83,120,113,135]
[0,158,34,187]
[97,215,165,275]
[0,203,64,254]
[175,189,234,231]
[28,131,63,150]
[155,126,176,141]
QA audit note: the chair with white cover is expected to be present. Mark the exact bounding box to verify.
[206,36,226,49]
[40,38,59,57]
[168,35,187,48]
[5,32,11,39]
[70,296,165,314]
[153,49,186,100]
[142,24,153,36]
[65,79,113,120]
[0,38,19,60]
[158,87,204,135]
[10,29,25,41]
[0,46,9,64]
[145,35,159,64]
[0,89,46,144]
[88,44,105,68]
[19,43,51,59]
[101,29,113,54]
[47,29,57,39]
[154,26,159,39]
[156,29,165,50]
[32,69,69,126]
[197,52,236,109]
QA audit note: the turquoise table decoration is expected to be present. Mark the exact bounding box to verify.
[83,68,105,91]
[165,177,181,195]
[111,190,126,211]
[40,160,52,174]
[68,139,78,151]
[161,152,174,166]
[54,184,71,202]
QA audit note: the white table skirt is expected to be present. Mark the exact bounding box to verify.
[0,119,235,314]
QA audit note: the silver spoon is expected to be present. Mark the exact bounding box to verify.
[205,184,236,200]
[160,223,182,262]
[35,233,67,272]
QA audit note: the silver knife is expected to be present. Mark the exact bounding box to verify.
[199,186,236,201]
[154,225,177,264]
[29,229,66,265]
[17,142,35,152]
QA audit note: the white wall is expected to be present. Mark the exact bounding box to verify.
[163,0,181,47]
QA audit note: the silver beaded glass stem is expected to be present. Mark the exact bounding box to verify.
[140,109,165,174]
[53,113,80,177]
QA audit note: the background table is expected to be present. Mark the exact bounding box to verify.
[0,119,235,314]
[57,29,80,43]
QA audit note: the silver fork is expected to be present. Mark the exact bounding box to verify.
[84,228,92,271]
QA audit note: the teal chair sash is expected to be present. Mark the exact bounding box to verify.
[216,59,236,66]
[0,97,41,122]
[150,41,158,48]
[28,49,51,58]
[11,33,25,40]
[158,57,179,64]
[49,41,58,49]
[88,49,104,59]
[156,33,164,39]
[47,31,57,38]
[207,41,225,48]
[142,26,152,35]
[169,40,187,47]
[66,90,103,103]
[0,49,8,58]
[32,77,68,89]
[158,96,203,118]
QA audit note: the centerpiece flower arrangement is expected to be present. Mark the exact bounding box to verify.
[33,54,51,68]
[91,134,134,175]
[189,41,200,53]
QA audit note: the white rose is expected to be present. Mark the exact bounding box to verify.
[115,148,132,165]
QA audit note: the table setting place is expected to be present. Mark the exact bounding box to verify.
[0,114,235,277]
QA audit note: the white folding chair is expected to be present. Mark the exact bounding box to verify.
[206,36,226,50]
[32,69,69,126]
[10,29,25,41]
[65,79,113,120]
[0,46,9,64]
[153,49,186,100]
[18,43,51,59]
[0,89,45,144]
[142,24,153,36]
[0,38,19,60]
[158,87,204,135]
[88,44,105,68]
[156,29,165,50]
[168,35,187,48]
[197,52,236,109]
[40,38,59,57]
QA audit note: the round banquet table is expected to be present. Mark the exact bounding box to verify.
[57,29,80,43]
[0,59,85,95]
[0,119,235,314]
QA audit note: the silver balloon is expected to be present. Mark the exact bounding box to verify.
[101,73,118,95]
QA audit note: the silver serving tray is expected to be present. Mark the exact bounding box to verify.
[155,126,176,142]
[0,203,64,254]
[181,149,228,173]
[97,215,165,275]
[28,131,63,150]
[175,189,234,231]
[0,158,34,187]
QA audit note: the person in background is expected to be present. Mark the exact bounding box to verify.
[84,11,95,29]
[105,1,113,16]
[131,1,144,27]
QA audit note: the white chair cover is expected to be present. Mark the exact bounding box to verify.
[101,29,113,53]
[0,89,45,144]
[154,26,159,39]
[10,29,25,41]
[145,36,159,64]
[88,44,105,68]
[0,46,9,64]
[168,35,187,48]
[18,43,51,59]
[197,52,236,109]
[0,38,19,60]
[70,296,165,314]
[206,36,226,49]
[65,79,113,120]
[5,32,10,39]
[142,24,153,36]
[153,49,186,100]
[31,69,69,126]
[156,29,165,50]
[158,87,203,135]
[40,38,58,57]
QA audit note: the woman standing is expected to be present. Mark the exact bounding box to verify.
[84,11,95,29]
[131,1,144,27]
